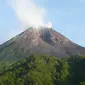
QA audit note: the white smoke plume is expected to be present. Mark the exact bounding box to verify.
[8,0,46,28]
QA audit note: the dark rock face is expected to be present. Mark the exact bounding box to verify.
[0,27,85,62]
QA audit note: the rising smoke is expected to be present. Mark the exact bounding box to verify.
[7,0,47,28]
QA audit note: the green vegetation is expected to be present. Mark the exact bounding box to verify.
[0,55,85,85]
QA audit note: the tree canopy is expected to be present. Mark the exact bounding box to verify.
[0,55,85,85]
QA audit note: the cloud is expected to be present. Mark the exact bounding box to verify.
[7,0,46,27]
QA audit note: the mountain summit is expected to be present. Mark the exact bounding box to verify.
[0,27,85,62]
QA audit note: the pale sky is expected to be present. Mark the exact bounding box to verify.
[0,0,85,47]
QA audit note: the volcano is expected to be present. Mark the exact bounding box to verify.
[0,27,85,62]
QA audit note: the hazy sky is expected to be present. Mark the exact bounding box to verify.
[0,0,85,47]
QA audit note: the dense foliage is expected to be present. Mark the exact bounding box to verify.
[0,55,85,85]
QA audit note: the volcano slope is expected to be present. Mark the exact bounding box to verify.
[0,27,85,62]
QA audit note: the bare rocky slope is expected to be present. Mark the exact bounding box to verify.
[0,27,85,62]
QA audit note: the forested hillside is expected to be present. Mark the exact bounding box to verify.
[0,55,85,85]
